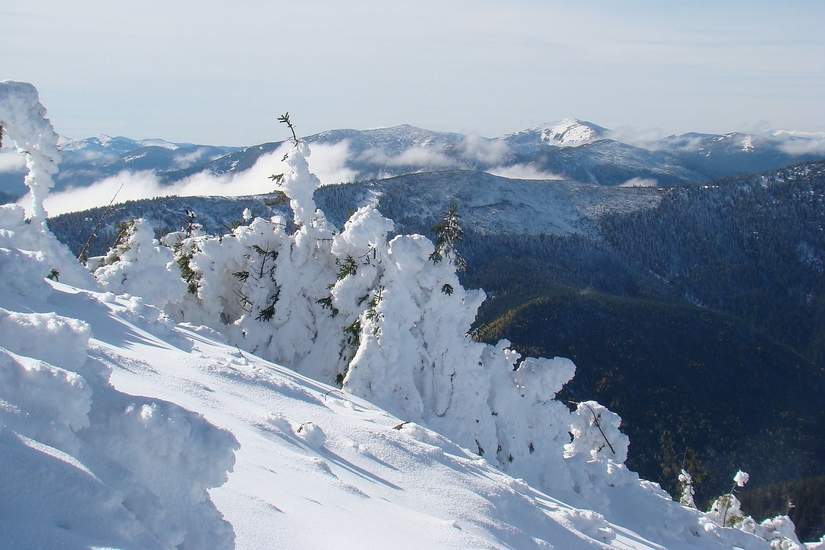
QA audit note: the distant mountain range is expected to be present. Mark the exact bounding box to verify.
[2,119,825,199]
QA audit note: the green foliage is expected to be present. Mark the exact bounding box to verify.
[255,299,277,322]
[99,219,136,267]
[598,161,825,367]
[714,494,743,527]
[222,219,245,233]
[278,112,298,144]
[740,476,825,542]
[316,296,339,318]
[336,255,358,280]
[46,268,59,282]
[49,194,294,259]
[475,283,825,504]
[441,283,454,295]
[174,241,201,295]
[230,243,280,321]
[430,204,468,272]
[344,319,361,347]
[365,286,384,331]
[265,190,288,207]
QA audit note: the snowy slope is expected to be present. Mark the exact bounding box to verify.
[503,119,609,150]
[0,229,800,550]
[47,171,666,258]
[329,170,665,238]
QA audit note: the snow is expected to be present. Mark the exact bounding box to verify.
[2,267,808,549]
[505,118,607,147]
[0,81,815,550]
[0,80,61,219]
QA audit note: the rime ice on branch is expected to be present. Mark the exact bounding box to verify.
[0,81,61,220]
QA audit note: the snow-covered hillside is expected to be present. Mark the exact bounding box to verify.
[3,80,823,549]
[4,224,806,550]
[47,170,666,259]
[503,119,609,149]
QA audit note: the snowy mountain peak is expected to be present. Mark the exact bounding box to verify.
[58,135,182,153]
[501,118,609,148]
[531,118,608,146]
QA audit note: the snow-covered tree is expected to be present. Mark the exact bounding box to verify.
[0,81,60,221]
[94,218,187,308]
[679,468,697,509]
[0,81,94,291]
[95,133,637,512]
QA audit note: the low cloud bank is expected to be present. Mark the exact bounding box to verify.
[358,146,456,169]
[486,164,563,181]
[0,148,27,173]
[460,134,509,165]
[619,177,658,188]
[39,141,357,217]
[775,132,825,156]
[604,126,667,149]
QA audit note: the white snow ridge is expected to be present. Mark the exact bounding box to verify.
[1,80,821,549]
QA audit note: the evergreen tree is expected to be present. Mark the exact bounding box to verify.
[430,204,468,273]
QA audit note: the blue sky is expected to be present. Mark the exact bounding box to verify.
[2,1,824,146]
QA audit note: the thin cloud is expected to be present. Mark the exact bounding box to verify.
[459,134,509,165]
[605,126,668,149]
[619,177,658,188]
[173,148,210,169]
[775,134,825,156]
[358,146,457,169]
[486,164,563,181]
[0,148,26,173]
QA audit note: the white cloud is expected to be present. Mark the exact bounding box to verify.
[485,164,563,180]
[605,126,668,149]
[0,148,26,173]
[40,141,358,217]
[306,140,358,184]
[619,177,658,188]
[358,146,457,169]
[173,148,209,169]
[776,135,825,156]
[460,134,509,165]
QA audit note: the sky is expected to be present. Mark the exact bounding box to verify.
[2,1,824,146]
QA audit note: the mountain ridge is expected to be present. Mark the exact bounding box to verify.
[3,118,825,202]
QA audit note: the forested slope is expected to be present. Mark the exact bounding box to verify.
[599,161,825,365]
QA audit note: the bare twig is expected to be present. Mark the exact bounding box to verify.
[582,402,616,455]
[278,112,298,144]
[234,345,246,360]
[78,182,124,263]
